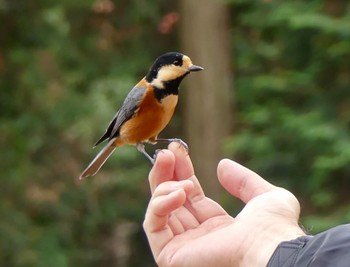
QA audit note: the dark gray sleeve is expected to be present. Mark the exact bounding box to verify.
[267,224,350,267]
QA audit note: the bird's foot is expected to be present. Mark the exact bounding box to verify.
[155,138,189,151]
[137,138,189,165]
[136,143,155,165]
[152,149,163,163]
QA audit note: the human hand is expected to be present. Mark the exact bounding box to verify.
[143,143,305,267]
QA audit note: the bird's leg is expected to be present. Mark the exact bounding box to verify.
[153,138,189,151]
[136,143,155,164]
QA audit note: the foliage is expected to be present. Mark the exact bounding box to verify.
[0,0,176,266]
[225,0,350,232]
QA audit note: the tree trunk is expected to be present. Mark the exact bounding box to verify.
[179,0,234,199]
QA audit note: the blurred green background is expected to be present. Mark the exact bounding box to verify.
[1,0,350,266]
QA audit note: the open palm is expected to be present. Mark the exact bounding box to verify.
[144,143,304,267]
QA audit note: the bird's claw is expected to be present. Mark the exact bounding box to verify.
[152,149,163,164]
[154,138,188,150]
[169,138,189,151]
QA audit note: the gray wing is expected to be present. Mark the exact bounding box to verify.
[94,85,146,146]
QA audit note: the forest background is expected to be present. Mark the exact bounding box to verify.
[2,0,350,266]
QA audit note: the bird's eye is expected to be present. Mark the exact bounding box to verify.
[173,60,181,66]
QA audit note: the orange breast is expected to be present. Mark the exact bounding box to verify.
[118,88,178,145]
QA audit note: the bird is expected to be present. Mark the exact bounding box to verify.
[79,52,203,179]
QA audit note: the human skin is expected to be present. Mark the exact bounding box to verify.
[143,143,305,267]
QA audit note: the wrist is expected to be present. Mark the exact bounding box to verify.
[238,221,305,267]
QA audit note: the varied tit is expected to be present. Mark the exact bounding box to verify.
[79,52,203,179]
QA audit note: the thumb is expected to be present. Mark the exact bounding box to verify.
[217,159,276,203]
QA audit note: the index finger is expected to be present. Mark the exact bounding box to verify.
[148,143,204,199]
[168,142,204,199]
[148,149,175,193]
[217,159,276,203]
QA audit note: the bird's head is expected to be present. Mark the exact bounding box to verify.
[146,52,203,89]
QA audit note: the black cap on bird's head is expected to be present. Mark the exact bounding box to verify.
[146,52,203,84]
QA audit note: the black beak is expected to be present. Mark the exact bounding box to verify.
[189,64,204,72]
